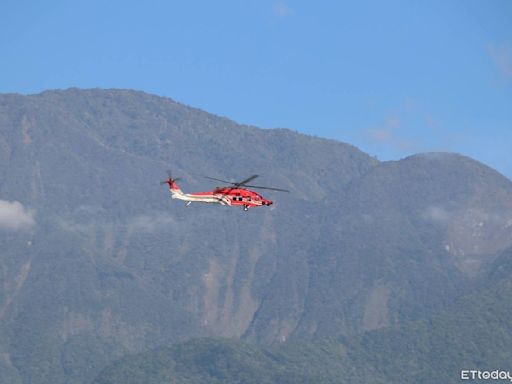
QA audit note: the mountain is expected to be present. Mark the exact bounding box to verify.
[94,246,512,384]
[93,338,369,384]
[288,151,512,340]
[344,246,512,384]
[0,89,511,384]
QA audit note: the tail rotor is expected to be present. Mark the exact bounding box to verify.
[160,170,182,185]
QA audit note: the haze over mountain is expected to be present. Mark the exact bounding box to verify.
[0,89,511,384]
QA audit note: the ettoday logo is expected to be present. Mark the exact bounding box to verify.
[461,370,512,381]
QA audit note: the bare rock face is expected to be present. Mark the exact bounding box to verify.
[0,89,511,384]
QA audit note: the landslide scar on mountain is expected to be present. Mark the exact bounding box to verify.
[21,115,32,145]
[0,260,31,320]
[362,283,391,331]
[201,251,260,337]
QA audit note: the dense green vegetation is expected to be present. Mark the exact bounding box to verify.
[346,249,512,383]
[94,338,368,384]
[96,291,512,383]
[96,249,512,383]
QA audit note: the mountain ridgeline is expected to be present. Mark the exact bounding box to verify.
[0,89,511,384]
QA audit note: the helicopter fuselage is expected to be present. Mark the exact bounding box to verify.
[165,180,273,210]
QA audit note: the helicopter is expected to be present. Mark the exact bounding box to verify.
[161,171,289,211]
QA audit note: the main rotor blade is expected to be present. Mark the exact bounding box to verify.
[202,174,259,187]
[203,175,234,184]
[163,169,181,184]
[243,184,289,192]
[234,175,259,187]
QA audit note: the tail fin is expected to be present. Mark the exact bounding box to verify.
[161,177,181,189]
[160,170,184,198]
[164,179,182,193]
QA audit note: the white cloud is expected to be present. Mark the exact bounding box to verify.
[421,206,451,223]
[128,213,177,233]
[488,43,512,80]
[57,200,178,237]
[0,200,35,231]
[364,116,420,152]
[273,1,292,17]
[57,219,95,235]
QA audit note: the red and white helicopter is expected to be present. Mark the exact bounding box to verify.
[161,171,289,211]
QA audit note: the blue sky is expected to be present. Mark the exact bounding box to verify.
[1,0,511,178]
